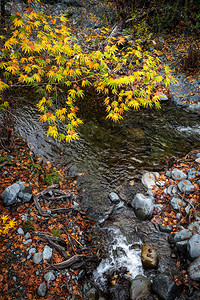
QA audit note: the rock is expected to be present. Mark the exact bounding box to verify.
[171,169,187,181]
[187,234,200,259]
[158,92,168,101]
[195,158,200,164]
[156,180,165,187]
[131,193,154,221]
[22,193,32,202]
[29,248,36,255]
[159,224,172,233]
[176,240,188,254]
[25,232,31,239]
[1,183,20,206]
[141,172,158,189]
[170,196,186,211]
[152,273,183,300]
[44,271,55,281]
[174,229,192,244]
[109,192,120,203]
[87,287,98,300]
[43,245,53,260]
[126,128,146,140]
[166,171,171,177]
[188,257,200,281]
[187,168,200,180]
[165,185,178,197]
[176,213,182,220]
[177,180,195,193]
[33,252,43,264]
[130,275,151,300]
[141,243,158,269]
[188,221,200,234]
[37,282,46,297]
[113,201,125,212]
[23,239,32,245]
[17,227,24,235]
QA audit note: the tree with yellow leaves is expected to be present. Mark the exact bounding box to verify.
[0,1,175,142]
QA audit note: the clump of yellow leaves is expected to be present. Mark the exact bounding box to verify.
[0,215,16,236]
[0,1,176,142]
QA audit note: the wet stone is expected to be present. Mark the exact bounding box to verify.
[130,275,151,300]
[37,282,46,297]
[187,234,200,260]
[141,243,158,269]
[171,168,187,181]
[109,192,120,203]
[176,240,188,254]
[131,193,154,221]
[113,201,125,212]
[188,257,200,281]
[174,229,192,244]
[159,224,172,233]
[177,180,195,193]
[152,273,183,300]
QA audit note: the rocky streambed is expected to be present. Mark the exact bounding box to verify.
[78,150,200,300]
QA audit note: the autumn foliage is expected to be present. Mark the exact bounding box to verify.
[0,2,175,142]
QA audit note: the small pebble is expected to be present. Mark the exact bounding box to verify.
[17,227,24,235]
[23,239,32,245]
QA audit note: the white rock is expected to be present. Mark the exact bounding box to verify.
[43,245,53,260]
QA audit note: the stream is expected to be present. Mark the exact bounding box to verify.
[14,97,200,298]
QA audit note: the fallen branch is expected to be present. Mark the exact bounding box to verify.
[34,231,67,258]
[0,160,12,168]
[46,254,98,270]
[34,184,59,217]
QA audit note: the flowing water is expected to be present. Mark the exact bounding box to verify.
[14,99,200,294]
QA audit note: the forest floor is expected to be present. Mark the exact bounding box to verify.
[0,136,101,299]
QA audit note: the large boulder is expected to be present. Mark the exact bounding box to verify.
[188,257,200,281]
[152,273,183,300]
[187,234,200,260]
[130,275,151,300]
[131,193,154,221]
[1,181,32,206]
[1,183,20,206]
[174,229,192,244]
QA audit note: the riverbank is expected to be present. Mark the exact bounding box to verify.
[0,138,101,299]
